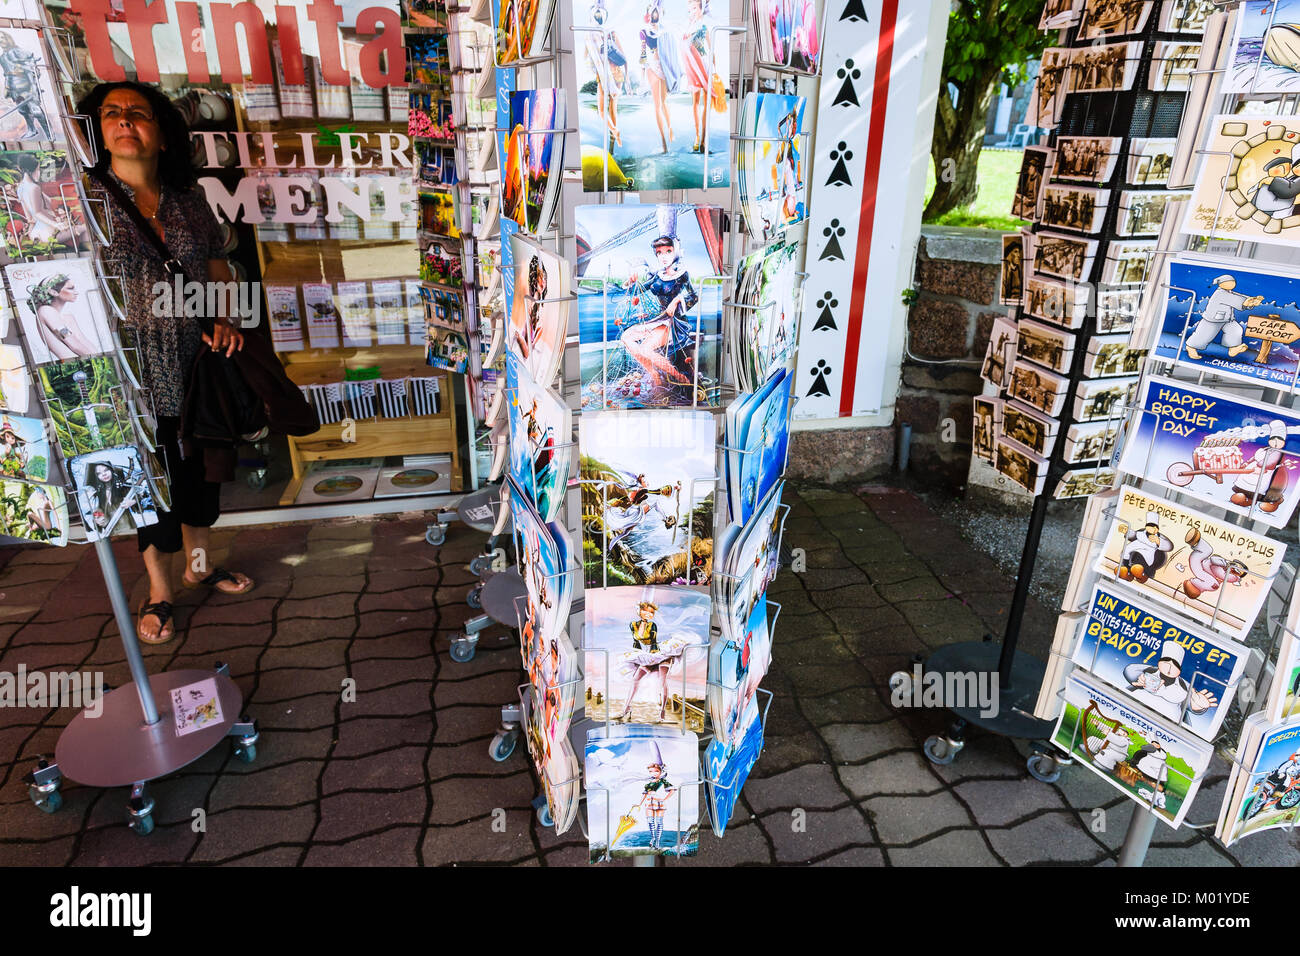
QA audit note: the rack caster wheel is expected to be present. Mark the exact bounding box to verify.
[467,587,483,609]
[923,735,961,766]
[489,730,518,762]
[29,786,61,813]
[130,813,155,836]
[450,638,476,663]
[233,742,257,763]
[246,470,267,491]
[469,554,492,576]
[425,524,446,547]
[536,803,554,828]
[1026,752,1063,783]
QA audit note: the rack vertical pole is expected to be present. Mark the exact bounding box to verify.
[1118,807,1156,867]
[93,538,160,725]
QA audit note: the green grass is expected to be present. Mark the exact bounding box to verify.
[923,147,1030,232]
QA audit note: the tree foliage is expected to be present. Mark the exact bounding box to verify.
[924,0,1052,223]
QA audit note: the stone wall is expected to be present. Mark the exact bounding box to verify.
[897,226,1012,489]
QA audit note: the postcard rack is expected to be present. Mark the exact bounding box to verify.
[456,0,818,863]
[1027,1,1300,865]
[0,14,259,836]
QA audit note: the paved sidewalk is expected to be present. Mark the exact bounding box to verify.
[0,483,1293,866]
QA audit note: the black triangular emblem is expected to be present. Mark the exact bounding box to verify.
[825,155,852,186]
[820,232,845,261]
[840,0,868,22]
[813,304,837,330]
[833,75,859,108]
[808,366,832,397]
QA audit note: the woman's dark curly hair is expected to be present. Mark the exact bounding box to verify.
[74,81,196,190]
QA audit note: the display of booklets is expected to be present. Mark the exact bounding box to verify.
[1152,254,1300,391]
[506,475,574,646]
[1215,713,1300,846]
[68,444,159,541]
[1052,670,1213,828]
[1223,0,1300,95]
[337,281,373,348]
[0,30,62,146]
[730,238,800,392]
[709,577,772,747]
[0,412,49,483]
[0,149,92,261]
[1011,146,1052,221]
[737,93,807,243]
[1182,114,1300,249]
[503,88,565,234]
[505,350,571,523]
[1265,595,1300,723]
[751,0,819,71]
[522,616,578,751]
[971,395,998,463]
[6,259,114,366]
[723,367,792,525]
[583,583,709,730]
[0,476,66,545]
[522,687,581,835]
[703,689,762,836]
[1117,375,1300,530]
[294,463,382,505]
[374,461,453,498]
[1053,136,1121,184]
[576,203,724,409]
[264,285,305,352]
[714,481,783,657]
[301,283,341,349]
[1000,234,1025,307]
[573,0,731,193]
[1077,0,1152,40]
[38,356,131,459]
[579,408,715,588]
[507,232,570,388]
[496,0,557,63]
[585,724,699,862]
[1095,484,1283,640]
[1000,400,1057,459]
[1073,581,1247,741]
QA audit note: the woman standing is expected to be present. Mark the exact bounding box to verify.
[680,0,714,154]
[79,81,255,645]
[639,0,680,154]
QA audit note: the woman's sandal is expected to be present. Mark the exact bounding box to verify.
[137,600,175,645]
[182,567,255,595]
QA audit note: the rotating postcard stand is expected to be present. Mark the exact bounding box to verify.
[10,266,259,834]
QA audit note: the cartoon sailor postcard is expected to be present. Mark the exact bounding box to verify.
[1183,114,1300,247]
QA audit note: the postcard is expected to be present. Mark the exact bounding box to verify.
[1016,317,1075,373]
[506,350,571,523]
[1078,0,1152,39]
[506,475,574,646]
[68,444,160,541]
[1053,670,1213,828]
[1012,146,1053,221]
[579,408,716,588]
[0,412,49,484]
[1054,136,1121,183]
[739,93,807,242]
[0,30,63,145]
[6,258,113,365]
[972,396,999,463]
[508,232,571,389]
[171,676,224,738]
[1025,273,1088,329]
[1063,419,1119,464]
[0,478,65,545]
[1033,232,1098,282]
[1117,189,1190,237]
[704,690,762,836]
[1100,239,1156,284]
[1007,359,1067,417]
[1117,375,1300,529]
[576,203,724,409]
[1223,0,1300,94]
[505,88,565,233]
[1127,137,1177,186]
[1218,715,1300,845]
[731,238,800,392]
[1039,184,1110,234]
[1001,233,1025,305]
[0,149,91,260]
[724,367,792,525]
[752,0,819,71]
[1000,400,1056,459]
[1095,484,1284,640]
[38,356,131,459]
[981,315,1017,388]
[585,724,699,861]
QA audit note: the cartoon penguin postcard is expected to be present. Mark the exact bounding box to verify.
[575,203,724,410]
[582,583,710,731]
[1095,485,1285,640]
[1073,581,1248,742]
[573,0,731,193]
[585,724,700,862]
[1053,670,1213,828]
[1117,375,1300,529]
[1154,254,1300,390]
[1182,114,1300,248]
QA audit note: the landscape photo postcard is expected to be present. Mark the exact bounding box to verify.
[583,583,710,730]
[575,203,724,410]
[1073,581,1247,741]
[1116,375,1300,529]
[1095,484,1284,640]
[505,351,572,524]
[579,408,716,588]
[574,0,731,193]
[1182,114,1300,249]
[585,724,700,862]
[1052,670,1213,828]
[1154,254,1300,391]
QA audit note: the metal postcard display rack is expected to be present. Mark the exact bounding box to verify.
[1018,0,1300,866]
[452,0,822,862]
[0,10,257,834]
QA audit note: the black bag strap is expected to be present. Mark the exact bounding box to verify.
[90,169,189,282]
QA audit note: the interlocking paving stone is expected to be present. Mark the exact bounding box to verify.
[209,760,324,811]
[886,828,1001,867]
[985,811,1109,865]
[427,771,536,825]
[312,791,429,844]
[862,791,973,844]
[306,825,423,866]
[321,745,431,794]
[840,752,942,798]
[816,846,885,866]
[955,778,1068,828]
[191,806,318,862]
[823,722,917,764]
[334,716,432,758]
[421,815,536,863]
[744,763,850,812]
[696,819,774,864]
[760,806,872,863]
